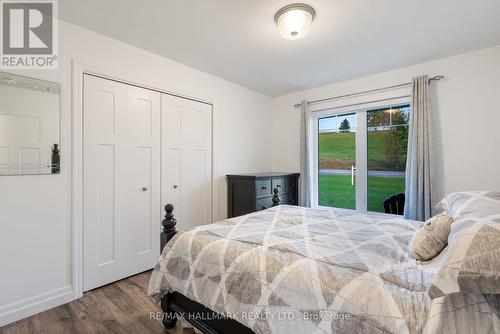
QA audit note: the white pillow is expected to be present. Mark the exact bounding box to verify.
[436,191,500,219]
[409,213,453,261]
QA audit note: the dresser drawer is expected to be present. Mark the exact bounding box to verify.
[256,180,272,198]
[256,197,273,211]
[272,178,285,193]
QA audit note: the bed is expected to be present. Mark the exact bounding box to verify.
[148,193,500,334]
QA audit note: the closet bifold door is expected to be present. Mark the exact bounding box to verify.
[161,94,212,231]
[83,75,161,291]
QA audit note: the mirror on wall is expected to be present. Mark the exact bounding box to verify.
[0,72,60,175]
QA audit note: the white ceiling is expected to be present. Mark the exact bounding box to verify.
[60,0,500,96]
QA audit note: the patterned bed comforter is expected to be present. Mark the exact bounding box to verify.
[148,205,500,334]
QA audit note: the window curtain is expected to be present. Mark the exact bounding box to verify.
[299,100,313,207]
[404,75,433,221]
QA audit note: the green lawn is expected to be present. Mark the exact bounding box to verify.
[367,176,405,212]
[319,175,356,209]
[319,132,356,161]
[319,131,390,159]
[319,131,400,170]
[319,175,405,213]
[318,130,407,213]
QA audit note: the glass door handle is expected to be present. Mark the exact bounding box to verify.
[351,166,356,186]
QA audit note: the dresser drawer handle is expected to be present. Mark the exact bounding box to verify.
[276,184,281,188]
[262,186,267,190]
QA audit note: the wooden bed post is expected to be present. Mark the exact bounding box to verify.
[160,204,177,252]
[160,204,178,329]
[272,187,281,206]
[161,293,177,329]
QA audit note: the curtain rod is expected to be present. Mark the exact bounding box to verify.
[293,75,444,108]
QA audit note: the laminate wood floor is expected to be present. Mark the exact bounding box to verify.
[0,271,194,334]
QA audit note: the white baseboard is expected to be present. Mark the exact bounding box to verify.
[0,285,74,327]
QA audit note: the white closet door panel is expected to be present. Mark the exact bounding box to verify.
[84,75,126,290]
[162,148,182,216]
[183,106,208,148]
[163,101,182,146]
[96,144,116,265]
[162,95,182,227]
[127,86,160,141]
[133,99,153,137]
[162,94,212,231]
[84,75,161,291]
[133,146,153,255]
[95,89,116,134]
[182,149,208,229]
[125,85,161,265]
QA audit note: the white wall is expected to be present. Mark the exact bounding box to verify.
[0,21,272,325]
[270,45,500,205]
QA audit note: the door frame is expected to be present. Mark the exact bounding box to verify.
[312,108,367,212]
[72,60,215,299]
[310,96,410,213]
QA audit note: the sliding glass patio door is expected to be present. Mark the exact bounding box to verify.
[366,106,409,212]
[312,100,410,214]
[317,113,357,209]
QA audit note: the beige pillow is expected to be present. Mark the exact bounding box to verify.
[410,213,453,261]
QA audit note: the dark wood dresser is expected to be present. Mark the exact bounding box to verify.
[227,173,300,218]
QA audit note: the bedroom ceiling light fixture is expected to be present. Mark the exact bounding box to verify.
[274,3,316,40]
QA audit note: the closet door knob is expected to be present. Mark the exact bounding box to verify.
[173,185,178,189]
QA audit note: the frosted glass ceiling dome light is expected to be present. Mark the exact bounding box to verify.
[275,3,316,40]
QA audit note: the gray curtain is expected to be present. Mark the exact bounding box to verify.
[404,75,433,221]
[299,100,313,207]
